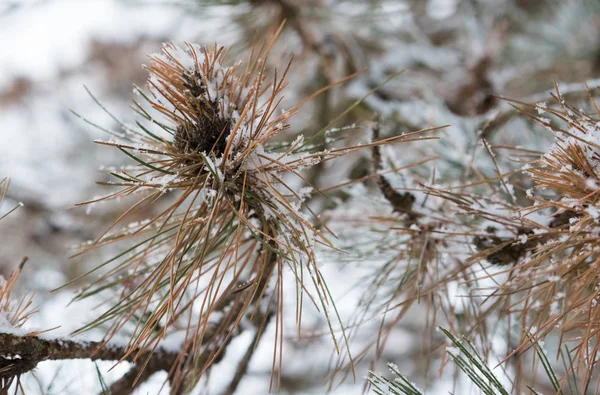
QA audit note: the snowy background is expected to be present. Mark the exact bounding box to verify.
[1,0,599,394]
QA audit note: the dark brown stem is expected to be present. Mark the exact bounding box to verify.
[218,224,277,395]
[371,123,419,221]
[0,332,177,391]
[106,349,177,395]
[220,311,272,395]
[107,363,153,395]
[170,222,278,393]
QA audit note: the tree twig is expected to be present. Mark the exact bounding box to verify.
[0,332,177,390]
[371,122,419,221]
[220,310,273,395]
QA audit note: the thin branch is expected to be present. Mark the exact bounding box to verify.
[0,332,176,387]
[107,362,162,395]
[371,122,419,220]
[220,311,273,395]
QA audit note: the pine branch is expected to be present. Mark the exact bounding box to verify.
[0,332,177,391]
[368,328,566,395]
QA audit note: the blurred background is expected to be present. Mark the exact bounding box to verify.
[1,0,600,393]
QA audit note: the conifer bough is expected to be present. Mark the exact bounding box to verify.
[68,34,429,393]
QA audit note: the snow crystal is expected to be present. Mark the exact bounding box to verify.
[202,154,224,181]
[587,206,600,219]
[548,275,561,283]
[297,186,313,200]
[481,139,495,157]
[586,179,600,190]
[536,102,547,115]
[158,42,198,72]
